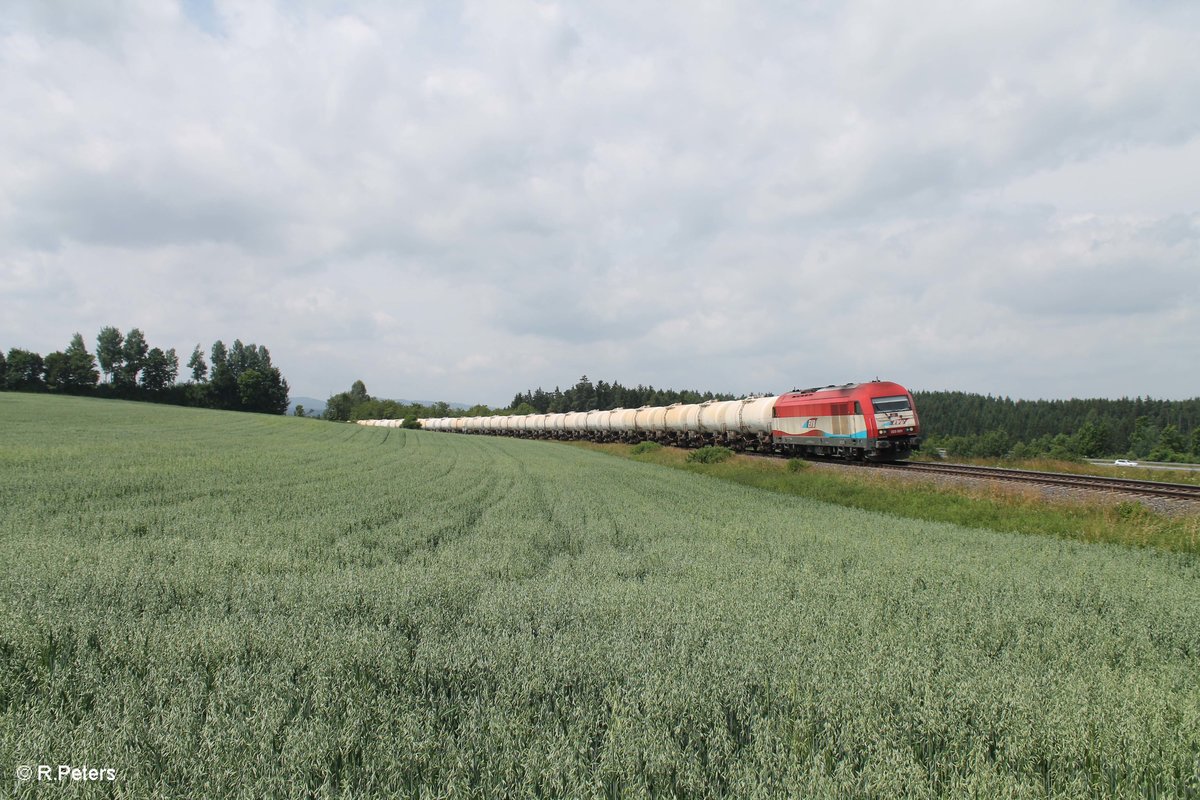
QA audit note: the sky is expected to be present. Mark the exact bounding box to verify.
[2,0,1198,407]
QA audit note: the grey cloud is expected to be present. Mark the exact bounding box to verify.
[985,215,1200,318]
[996,261,1189,318]
[10,169,282,250]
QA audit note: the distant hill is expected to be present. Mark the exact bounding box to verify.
[288,396,327,416]
[400,400,472,410]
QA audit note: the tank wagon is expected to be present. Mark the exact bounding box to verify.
[358,380,920,461]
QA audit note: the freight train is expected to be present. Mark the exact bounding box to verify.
[358,380,921,461]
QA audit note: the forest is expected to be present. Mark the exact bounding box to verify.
[915,391,1200,461]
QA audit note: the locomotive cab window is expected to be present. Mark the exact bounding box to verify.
[871,396,911,413]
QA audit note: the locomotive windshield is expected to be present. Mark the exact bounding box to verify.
[871,396,911,413]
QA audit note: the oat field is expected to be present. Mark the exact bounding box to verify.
[1,393,1198,798]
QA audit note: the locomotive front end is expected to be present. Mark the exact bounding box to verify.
[863,383,920,460]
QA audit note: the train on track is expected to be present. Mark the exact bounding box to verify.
[358,380,921,461]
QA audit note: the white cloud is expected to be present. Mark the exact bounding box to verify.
[1,0,1197,405]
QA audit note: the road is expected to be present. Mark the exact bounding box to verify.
[1086,459,1200,473]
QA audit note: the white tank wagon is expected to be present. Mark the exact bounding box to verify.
[697,400,738,434]
[665,403,703,436]
[520,415,537,436]
[586,410,609,437]
[634,405,668,434]
[610,408,638,436]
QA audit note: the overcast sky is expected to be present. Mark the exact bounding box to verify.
[3,0,1198,406]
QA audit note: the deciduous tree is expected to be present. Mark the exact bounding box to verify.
[140,348,173,392]
[236,367,289,414]
[209,340,236,408]
[1071,420,1107,458]
[44,351,69,389]
[1159,424,1185,454]
[1129,416,1159,459]
[187,345,207,383]
[96,326,124,383]
[4,348,45,390]
[63,333,99,389]
[119,328,149,387]
[323,392,354,421]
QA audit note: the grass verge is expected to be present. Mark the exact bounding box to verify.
[570,442,1200,554]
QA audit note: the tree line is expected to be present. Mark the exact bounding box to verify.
[321,376,740,424]
[915,390,1200,461]
[506,376,739,414]
[1,327,290,414]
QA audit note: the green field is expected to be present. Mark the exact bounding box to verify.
[573,443,1200,554]
[2,394,1199,799]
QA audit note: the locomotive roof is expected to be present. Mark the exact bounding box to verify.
[781,380,907,399]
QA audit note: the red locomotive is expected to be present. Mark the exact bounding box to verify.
[771,381,920,461]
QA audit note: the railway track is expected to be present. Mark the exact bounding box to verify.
[871,461,1200,503]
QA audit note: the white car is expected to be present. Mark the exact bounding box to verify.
[1113,459,1139,467]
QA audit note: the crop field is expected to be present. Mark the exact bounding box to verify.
[2,393,1199,799]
